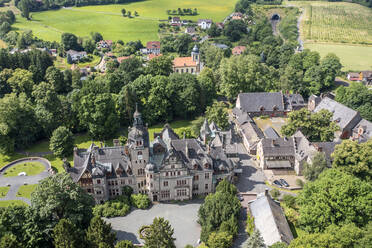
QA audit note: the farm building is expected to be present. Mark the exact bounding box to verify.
[66,50,87,63]
[360,71,372,85]
[198,19,212,29]
[347,72,360,81]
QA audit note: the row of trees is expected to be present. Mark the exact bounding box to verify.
[166,8,198,16]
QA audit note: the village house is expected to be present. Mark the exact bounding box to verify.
[185,27,196,35]
[68,106,235,203]
[231,12,244,20]
[172,45,201,74]
[97,40,113,50]
[66,50,87,63]
[170,16,181,25]
[249,190,293,246]
[235,92,306,118]
[232,46,246,55]
[347,72,360,81]
[360,71,372,85]
[309,96,362,139]
[145,41,161,55]
[198,19,212,29]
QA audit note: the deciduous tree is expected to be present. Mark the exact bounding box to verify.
[303,152,328,181]
[49,126,74,158]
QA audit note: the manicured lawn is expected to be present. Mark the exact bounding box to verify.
[54,55,102,70]
[16,184,38,199]
[3,162,45,177]
[0,200,28,207]
[304,43,372,71]
[0,186,10,198]
[13,0,238,42]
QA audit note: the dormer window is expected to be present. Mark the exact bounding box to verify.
[204,164,209,169]
[194,164,198,170]
[260,106,265,112]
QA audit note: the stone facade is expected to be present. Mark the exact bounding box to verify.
[69,107,235,204]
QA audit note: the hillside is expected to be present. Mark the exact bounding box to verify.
[12,0,238,42]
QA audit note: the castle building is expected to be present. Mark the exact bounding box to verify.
[69,107,235,204]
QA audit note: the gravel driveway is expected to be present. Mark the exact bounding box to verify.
[106,200,203,248]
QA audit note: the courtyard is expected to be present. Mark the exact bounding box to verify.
[253,117,288,136]
[105,200,203,247]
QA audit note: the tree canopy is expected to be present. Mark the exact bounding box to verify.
[141,217,176,248]
[281,108,339,142]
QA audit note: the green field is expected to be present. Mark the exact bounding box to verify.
[304,43,372,71]
[3,162,45,177]
[13,0,237,42]
[16,184,38,198]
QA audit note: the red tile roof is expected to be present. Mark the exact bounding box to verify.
[146,41,161,49]
[173,57,197,67]
[232,46,246,55]
[148,54,162,60]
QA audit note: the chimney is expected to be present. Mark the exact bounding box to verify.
[91,154,96,166]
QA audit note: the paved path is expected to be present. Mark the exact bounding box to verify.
[0,157,51,205]
[106,200,202,248]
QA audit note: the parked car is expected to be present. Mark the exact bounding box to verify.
[280,179,289,187]
[23,182,28,185]
[273,180,282,187]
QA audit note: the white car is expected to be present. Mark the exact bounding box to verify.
[18,172,27,176]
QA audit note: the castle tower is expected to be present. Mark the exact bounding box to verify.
[128,104,150,193]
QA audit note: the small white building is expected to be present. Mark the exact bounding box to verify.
[198,19,212,29]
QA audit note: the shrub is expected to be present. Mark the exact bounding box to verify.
[246,212,255,236]
[282,194,296,209]
[270,189,280,199]
[131,194,150,209]
[295,179,304,188]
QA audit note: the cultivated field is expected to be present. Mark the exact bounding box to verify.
[289,1,372,44]
[285,1,372,71]
[13,0,238,42]
[304,43,372,71]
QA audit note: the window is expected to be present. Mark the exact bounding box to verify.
[186,68,189,73]
[205,173,209,179]
[177,189,187,196]
[108,181,111,186]
[128,179,132,184]
[177,180,187,186]
[161,190,170,199]
[97,179,101,184]
[121,180,125,185]
[194,175,199,181]
[164,181,168,187]
[150,183,153,187]
[205,184,209,190]
[193,184,199,190]
[177,171,181,176]
[181,69,184,73]
[87,188,92,193]
[150,174,152,179]
[166,172,169,176]
[191,68,194,73]
[115,180,118,185]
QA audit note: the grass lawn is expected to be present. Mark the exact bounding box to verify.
[16,184,38,198]
[304,43,372,71]
[54,55,101,70]
[0,186,10,198]
[3,162,46,177]
[12,0,238,42]
[0,200,28,207]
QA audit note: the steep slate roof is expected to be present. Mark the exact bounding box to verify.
[173,57,197,67]
[293,131,317,162]
[312,141,340,163]
[261,138,295,156]
[249,192,294,245]
[237,92,284,113]
[314,97,361,129]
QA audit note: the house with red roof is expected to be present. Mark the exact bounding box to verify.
[172,45,201,74]
[146,41,161,55]
[232,46,246,55]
